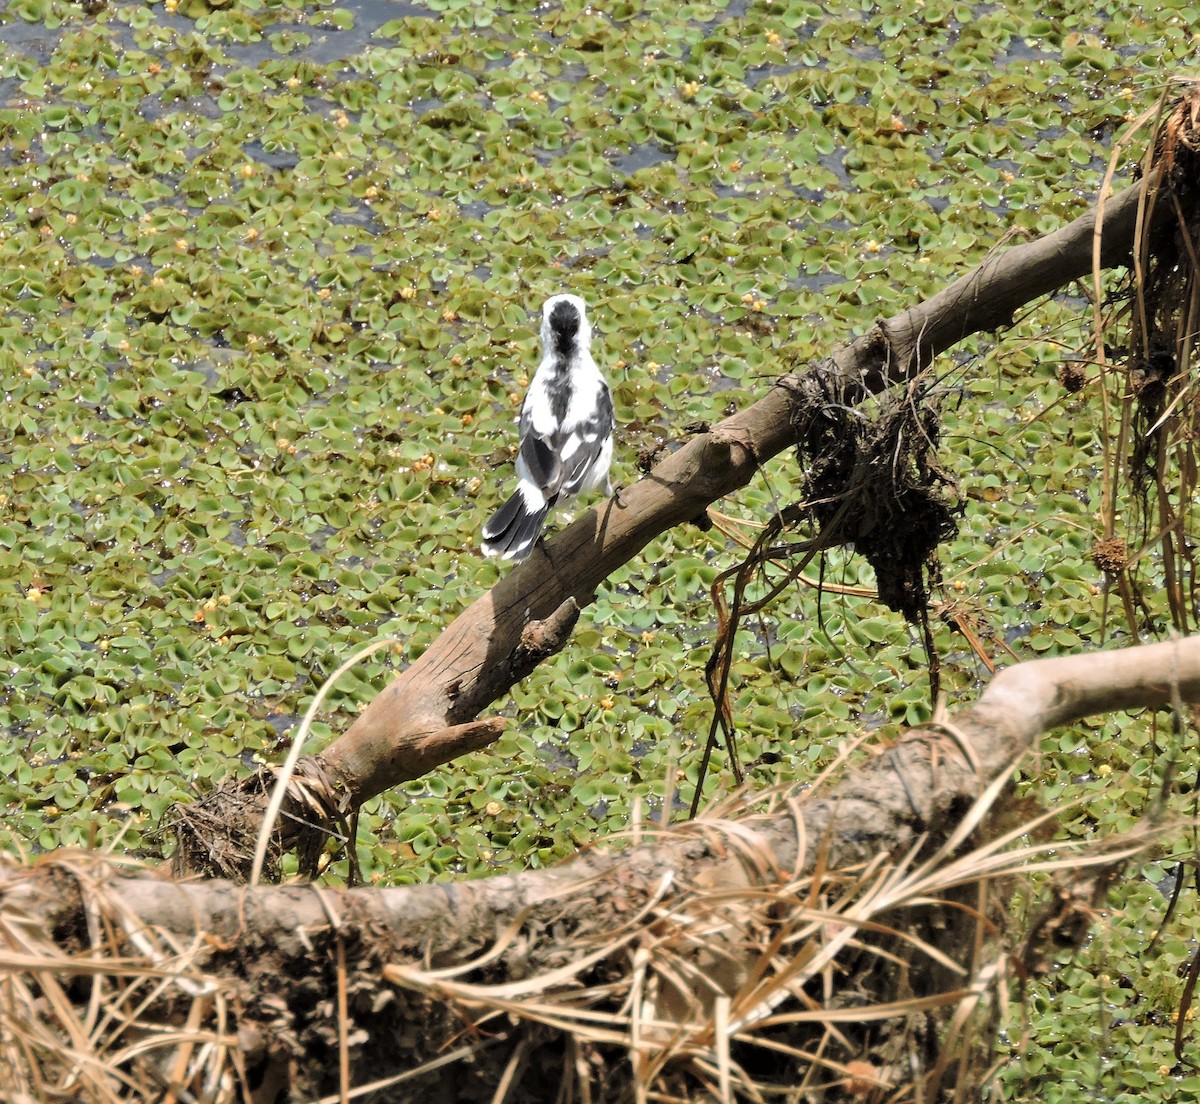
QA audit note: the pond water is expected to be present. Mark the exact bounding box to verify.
[0,2,1195,1095]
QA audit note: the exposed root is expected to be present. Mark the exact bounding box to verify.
[1127,87,1200,490]
[171,760,346,883]
[1100,81,1200,636]
[696,365,962,806]
[789,365,961,626]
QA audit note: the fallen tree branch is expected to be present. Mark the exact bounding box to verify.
[323,177,1151,806]
[174,171,1161,879]
[5,636,1193,1102]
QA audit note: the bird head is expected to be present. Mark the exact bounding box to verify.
[541,293,591,356]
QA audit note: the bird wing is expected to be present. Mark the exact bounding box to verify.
[517,431,563,496]
[555,382,614,498]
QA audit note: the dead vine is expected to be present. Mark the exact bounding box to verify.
[1094,81,1200,640]
[695,364,961,811]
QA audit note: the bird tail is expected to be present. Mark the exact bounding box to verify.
[481,484,550,561]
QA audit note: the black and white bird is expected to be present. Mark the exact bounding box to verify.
[482,293,615,562]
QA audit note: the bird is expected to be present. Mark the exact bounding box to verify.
[482,293,615,562]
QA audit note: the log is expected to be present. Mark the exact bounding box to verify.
[5,637,1191,1102]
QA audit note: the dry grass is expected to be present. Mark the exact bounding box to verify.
[0,782,1154,1104]
[0,852,245,1104]
[382,777,1152,1104]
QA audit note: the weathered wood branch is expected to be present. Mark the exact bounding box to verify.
[319,177,1151,805]
[157,637,1200,935]
[173,174,1157,878]
[6,637,1193,1102]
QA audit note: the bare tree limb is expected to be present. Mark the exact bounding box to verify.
[172,174,1157,878]
[318,177,1151,806]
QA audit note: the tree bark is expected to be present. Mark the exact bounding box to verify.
[4,637,1191,1103]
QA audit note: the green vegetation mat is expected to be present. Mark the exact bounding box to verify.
[1,0,1198,1096]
